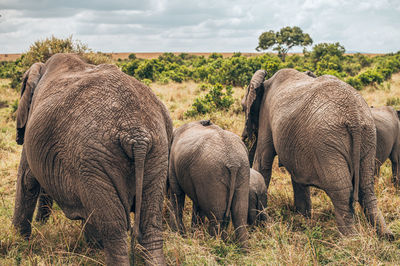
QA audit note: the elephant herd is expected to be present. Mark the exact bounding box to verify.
[11,53,399,265]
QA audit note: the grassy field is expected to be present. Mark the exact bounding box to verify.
[1,74,400,265]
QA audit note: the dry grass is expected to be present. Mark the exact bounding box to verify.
[1,75,400,265]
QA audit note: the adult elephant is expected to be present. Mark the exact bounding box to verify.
[371,106,400,187]
[241,68,393,239]
[13,53,172,265]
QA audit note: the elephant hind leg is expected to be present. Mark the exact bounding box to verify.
[35,188,54,223]
[205,209,225,240]
[82,192,129,265]
[13,149,41,238]
[168,190,186,234]
[325,188,356,236]
[167,163,186,234]
[360,152,394,240]
[231,186,249,249]
[389,149,400,188]
[191,202,205,228]
[319,161,356,235]
[291,176,311,218]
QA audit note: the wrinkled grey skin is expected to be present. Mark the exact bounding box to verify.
[168,120,249,248]
[241,68,393,239]
[371,106,400,187]
[13,53,172,265]
[248,168,267,225]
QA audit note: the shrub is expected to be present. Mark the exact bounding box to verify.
[185,83,234,117]
[8,36,107,90]
[386,97,400,108]
[354,53,372,68]
[141,79,152,86]
[22,35,88,67]
[358,69,384,85]
[82,52,111,65]
[346,77,363,90]
[121,59,140,76]
[135,60,156,81]
[310,42,345,63]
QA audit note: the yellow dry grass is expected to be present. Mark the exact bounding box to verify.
[0,74,400,265]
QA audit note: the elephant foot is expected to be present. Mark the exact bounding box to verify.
[239,240,249,253]
[13,221,32,240]
[144,248,166,266]
[135,246,166,266]
[83,222,104,249]
[295,207,311,218]
[134,238,166,266]
[380,231,395,241]
[257,211,268,224]
[84,233,104,249]
[104,238,129,266]
[393,179,400,190]
[337,224,357,237]
[35,210,51,223]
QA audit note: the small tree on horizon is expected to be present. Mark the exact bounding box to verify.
[256,26,313,62]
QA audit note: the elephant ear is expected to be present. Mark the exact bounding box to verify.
[243,69,268,141]
[16,62,44,145]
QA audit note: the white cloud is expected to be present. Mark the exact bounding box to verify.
[0,0,399,53]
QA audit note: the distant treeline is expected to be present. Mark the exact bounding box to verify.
[116,45,400,90]
[1,36,400,92]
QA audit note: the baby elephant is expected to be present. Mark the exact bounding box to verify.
[371,106,400,187]
[168,120,249,248]
[248,169,268,225]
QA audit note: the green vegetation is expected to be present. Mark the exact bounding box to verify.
[185,83,234,117]
[2,36,111,90]
[1,35,400,263]
[256,26,313,61]
[2,38,400,96]
[1,74,400,264]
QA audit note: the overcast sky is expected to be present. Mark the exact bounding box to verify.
[0,0,399,54]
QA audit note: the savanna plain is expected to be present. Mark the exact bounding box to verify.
[1,62,400,265]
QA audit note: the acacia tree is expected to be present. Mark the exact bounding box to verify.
[256,26,313,61]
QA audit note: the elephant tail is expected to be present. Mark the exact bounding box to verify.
[121,133,151,240]
[350,124,361,203]
[223,167,238,227]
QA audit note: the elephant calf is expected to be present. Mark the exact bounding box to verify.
[248,168,268,225]
[371,106,400,187]
[168,120,249,248]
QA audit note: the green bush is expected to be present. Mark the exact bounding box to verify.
[386,97,400,107]
[346,77,363,90]
[358,69,384,85]
[135,60,156,81]
[185,83,234,117]
[121,59,140,76]
[4,37,400,92]
[22,35,88,67]
[82,52,111,65]
[8,36,110,90]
